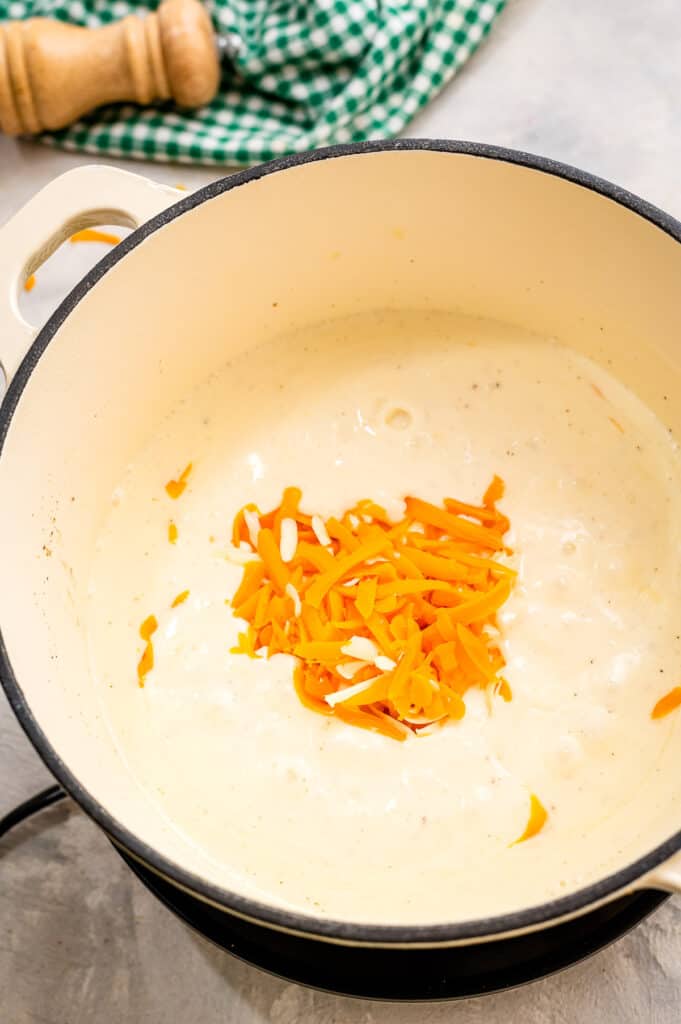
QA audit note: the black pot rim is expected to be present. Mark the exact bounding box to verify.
[2,138,681,947]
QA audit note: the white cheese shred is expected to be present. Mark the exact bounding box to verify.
[337,660,369,680]
[311,515,331,547]
[325,675,381,707]
[285,582,302,617]
[279,517,298,563]
[341,635,379,661]
[243,508,261,549]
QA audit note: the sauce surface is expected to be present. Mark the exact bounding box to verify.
[87,311,681,923]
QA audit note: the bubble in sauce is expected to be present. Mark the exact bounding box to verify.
[385,407,413,431]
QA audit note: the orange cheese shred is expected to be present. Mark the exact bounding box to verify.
[140,615,158,641]
[171,590,189,608]
[294,640,345,662]
[306,534,392,608]
[229,480,515,741]
[440,577,513,626]
[137,642,154,687]
[70,228,121,246]
[512,793,548,845]
[497,677,513,702]
[168,521,178,544]
[232,562,265,609]
[651,686,681,720]
[24,274,36,292]
[483,474,505,507]
[404,496,505,551]
[355,577,377,620]
[230,626,259,658]
[136,615,158,686]
[165,462,192,499]
[257,528,289,594]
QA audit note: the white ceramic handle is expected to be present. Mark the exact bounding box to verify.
[636,850,681,894]
[0,165,181,384]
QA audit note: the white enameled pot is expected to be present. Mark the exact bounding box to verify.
[1,142,681,951]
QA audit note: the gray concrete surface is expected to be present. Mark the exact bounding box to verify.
[2,0,681,1020]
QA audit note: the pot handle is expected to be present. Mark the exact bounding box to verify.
[635,850,681,894]
[0,165,181,385]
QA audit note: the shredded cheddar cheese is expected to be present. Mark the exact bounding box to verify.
[165,463,193,499]
[23,232,119,295]
[168,521,178,544]
[229,480,515,741]
[70,228,121,246]
[171,590,190,608]
[652,686,681,720]
[512,793,548,845]
[140,615,158,640]
[137,615,158,687]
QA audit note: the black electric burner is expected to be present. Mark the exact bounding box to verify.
[117,848,667,1000]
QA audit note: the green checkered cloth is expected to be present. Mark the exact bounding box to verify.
[1,0,505,166]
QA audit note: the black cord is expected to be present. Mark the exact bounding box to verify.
[0,785,67,840]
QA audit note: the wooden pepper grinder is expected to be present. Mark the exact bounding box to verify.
[0,0,221,136]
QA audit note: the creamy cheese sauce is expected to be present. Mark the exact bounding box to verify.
[86,310,681,924]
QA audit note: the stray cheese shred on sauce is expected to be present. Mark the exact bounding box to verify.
[137,614,158,688]
[165,462,193,499]
[512,793,548,845]
[652,686,681,720]
[229,480,517,743]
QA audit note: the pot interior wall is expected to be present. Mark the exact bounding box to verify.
[2,149,681,928]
